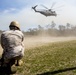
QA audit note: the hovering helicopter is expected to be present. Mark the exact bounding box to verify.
[32,4,57,17]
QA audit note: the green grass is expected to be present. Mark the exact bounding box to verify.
[16,40,76,75]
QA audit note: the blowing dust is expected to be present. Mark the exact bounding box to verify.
[24,36,76,49]
[0,36,76,55]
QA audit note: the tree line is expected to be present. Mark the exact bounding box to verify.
[24,21,76,36]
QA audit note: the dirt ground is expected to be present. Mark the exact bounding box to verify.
[0,36,76,55]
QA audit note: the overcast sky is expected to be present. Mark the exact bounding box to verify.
[0,0,76,31]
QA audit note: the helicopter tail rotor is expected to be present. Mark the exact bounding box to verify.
[32,5,38,10]
[32,5,38,12]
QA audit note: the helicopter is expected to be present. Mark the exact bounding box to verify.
[32,4,57,17]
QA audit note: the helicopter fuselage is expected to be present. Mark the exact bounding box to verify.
[32,5,57,17]
[37,10,57,17]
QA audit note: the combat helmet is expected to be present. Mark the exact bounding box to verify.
[9,21,20,29]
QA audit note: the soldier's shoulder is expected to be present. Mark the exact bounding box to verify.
[15,30,24,35]
[2,30,11,34]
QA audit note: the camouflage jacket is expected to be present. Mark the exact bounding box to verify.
[1,30,24,60]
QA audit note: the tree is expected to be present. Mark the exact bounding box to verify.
[59,25,65,31]
[38,25,43,30]
[51,21,56,29]
[66,23,70,29]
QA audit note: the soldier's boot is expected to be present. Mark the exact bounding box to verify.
[6,64,16,74]
[15,60,23,66]
[6,59,16,74]
[0,57,5,67]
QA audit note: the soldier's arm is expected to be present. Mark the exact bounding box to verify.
[1,34,4,49]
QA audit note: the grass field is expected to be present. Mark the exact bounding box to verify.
[13,40,76,75]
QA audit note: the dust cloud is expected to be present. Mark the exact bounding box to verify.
[24,36,76,49]
[0,36,76,55]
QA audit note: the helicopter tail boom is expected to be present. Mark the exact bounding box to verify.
[32,5,38,12]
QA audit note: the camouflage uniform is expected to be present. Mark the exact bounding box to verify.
[1,30,24,64]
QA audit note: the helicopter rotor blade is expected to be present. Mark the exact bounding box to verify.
[41,4,49,9]
[53,5,64,10]
[54,9,62,11]
[51,2,56,9]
